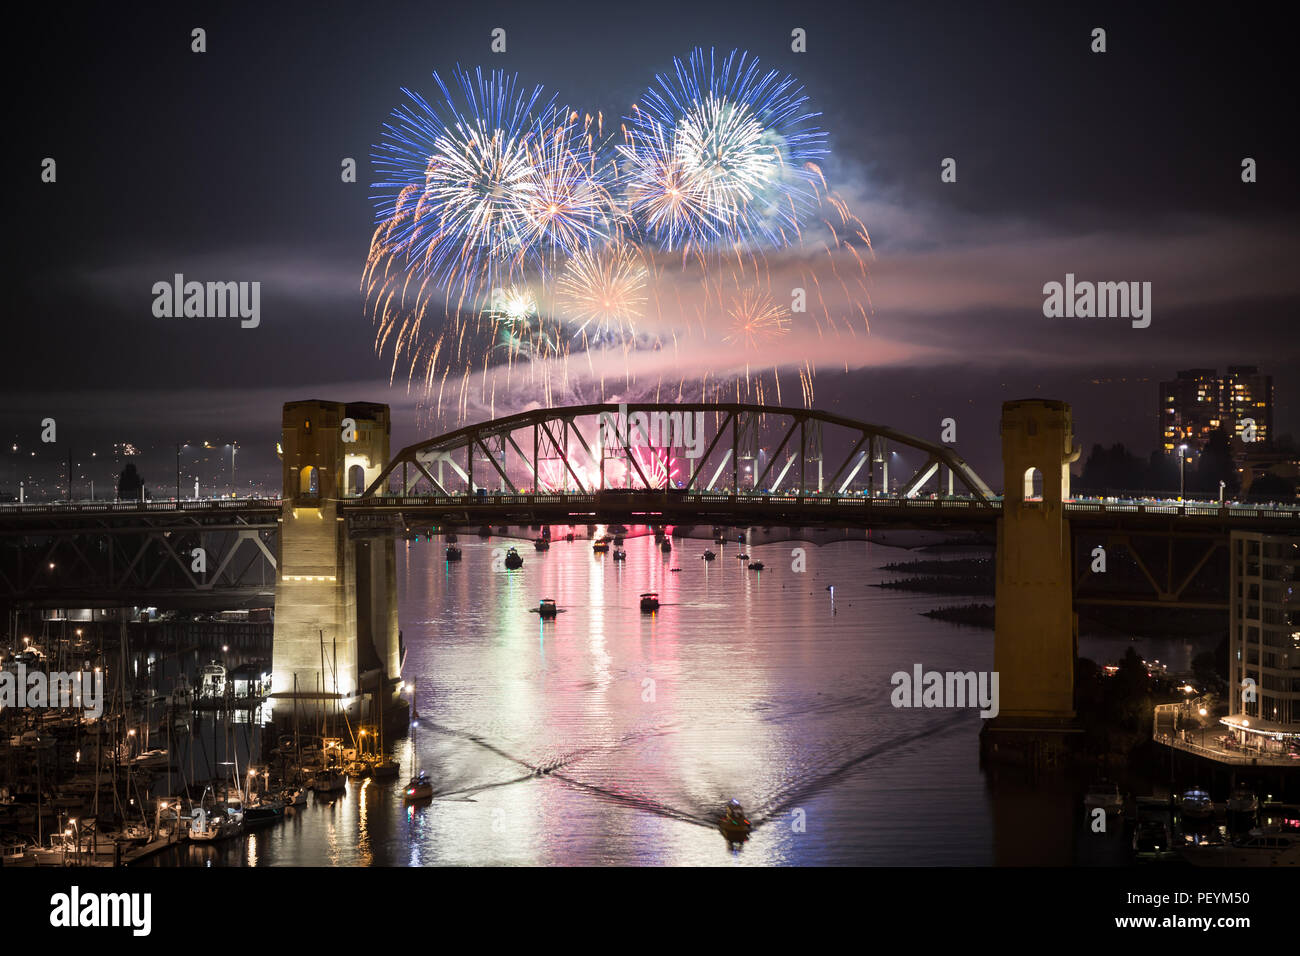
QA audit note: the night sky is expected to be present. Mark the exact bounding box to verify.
[8,1,1298,494]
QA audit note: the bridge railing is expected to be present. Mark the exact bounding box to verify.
[0,498,283,514]
[349,490,1299,522]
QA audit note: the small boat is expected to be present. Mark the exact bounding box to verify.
[612,549,627,561]
[660,539,672,553]
[613,535,625,545]
[535,598,559,619]
[701,551,716,561]
[281,786,308,808]
[445,545,462,561]
[564,532,574,542]
[747,561,765,571]
[640,592,660,613]
[735,553,749,560]
[445,532,458,543]
[534,538,550,551]
[592,538,610,553]
[718,799,752,843]
[504,547,524,569]
[345,759,372,779]
[737,532,746,544]
[404,771,434,802]
[1083,781,1124,815]
[371,757,400,780]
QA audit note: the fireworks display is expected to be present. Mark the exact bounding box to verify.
[364,49,871,421]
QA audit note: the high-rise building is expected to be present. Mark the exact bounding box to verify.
[1225,532,1300,752]
[1159,366,1273,459]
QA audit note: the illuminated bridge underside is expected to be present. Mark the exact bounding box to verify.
[365,404,997,505]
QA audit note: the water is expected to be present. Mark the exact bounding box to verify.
[157,530,1211,866]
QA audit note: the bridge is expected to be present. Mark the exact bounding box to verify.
[1,398,1295,763]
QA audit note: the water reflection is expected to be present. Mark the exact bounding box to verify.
[143,531,1214,866]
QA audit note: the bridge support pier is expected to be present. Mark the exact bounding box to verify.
[270,401,401,727]
[982,400,1083,766]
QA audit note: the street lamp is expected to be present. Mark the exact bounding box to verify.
[1178,444,1188,497]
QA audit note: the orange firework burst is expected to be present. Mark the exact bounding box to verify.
[723,288,790,349]
[557,242,649,338]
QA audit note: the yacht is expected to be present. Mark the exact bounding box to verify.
[1180,789,1214,820]
[1181,827,1300,866]
[197,661,227,700]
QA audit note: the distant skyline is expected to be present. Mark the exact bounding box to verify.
[8,2,1298,492]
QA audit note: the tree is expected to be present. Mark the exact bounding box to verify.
[118,463,144,500]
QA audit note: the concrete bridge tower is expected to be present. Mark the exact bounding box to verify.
[270,400,400,722]
[982,399,1082,765]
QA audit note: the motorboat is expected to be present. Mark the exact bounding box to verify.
[371,756,400,780]
[504,547,524,570]
[404,771,434,802]
[701,551,716,561]
[735,553,749,560]
[1181,827,1300,866]
[613,535,625,546]
[660,539,672,553]
[612,549,627,561]
[592,538,610,553]
[718,799,752,843]
[446,545,462,561]
[564,532,575,542]
[640,592,660,613]
[536,598,559,619]
[747,561,765,571]
[1084,781,1124,816]
[534,538,550,551]
[281,786,308,808]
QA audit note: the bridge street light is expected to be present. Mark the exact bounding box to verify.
[1178,444,1188,498]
